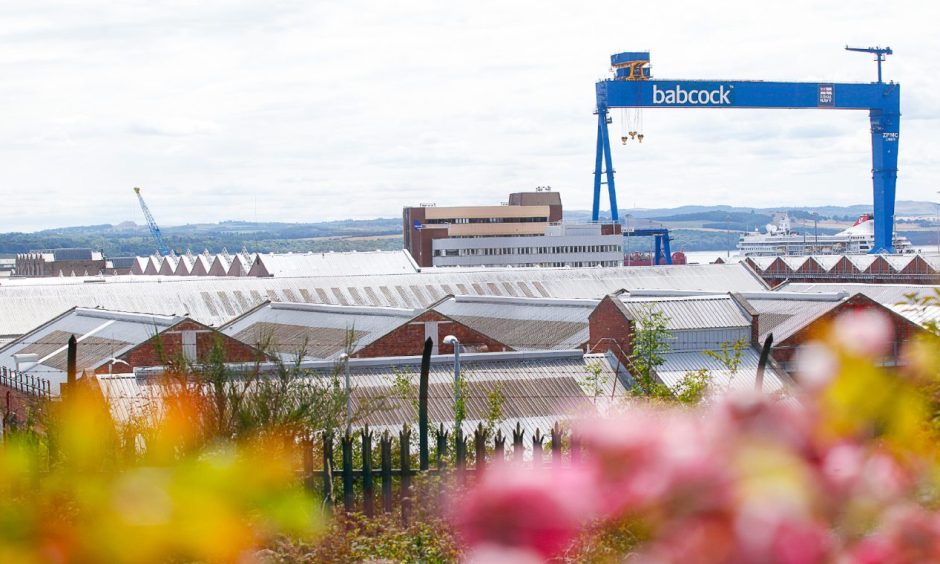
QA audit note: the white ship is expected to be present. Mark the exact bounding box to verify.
[737,212,914,256]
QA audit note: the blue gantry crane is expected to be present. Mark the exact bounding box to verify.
[593,46,900,254]
[133,186,170,256]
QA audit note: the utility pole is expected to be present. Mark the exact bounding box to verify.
[812,212,819,253]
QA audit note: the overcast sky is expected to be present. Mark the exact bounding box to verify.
[1,0,938,232]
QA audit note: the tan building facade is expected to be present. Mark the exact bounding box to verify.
[403,191,622,268]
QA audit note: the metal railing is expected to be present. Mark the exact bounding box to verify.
[0,367,52,399]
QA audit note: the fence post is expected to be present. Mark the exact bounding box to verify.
[342,431,354,513]
[756,333,774,393]
[380,432,392,513]
[455,427,466,486]
[436,424,448,471]
[494,429,505,461]
[302,438,314,491]
[474,423,486,478]
[419,337,432,471]
[532,429,544,466]
[322,432,334,509]
[512,423,524,462]
[362,426,374,517]
[551,422,562,466]
[399,425,412,524]
[65,335,77,396]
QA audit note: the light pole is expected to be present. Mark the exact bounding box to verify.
[811,212,819,253]
[935,191,939,255]
[625,214,632,266]
[443,335,462,428]
[338,353,352,434]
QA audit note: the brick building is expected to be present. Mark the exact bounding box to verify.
[0,308,264,396]
[15,248,106,277]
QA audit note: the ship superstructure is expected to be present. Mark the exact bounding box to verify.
[737,213,914,256]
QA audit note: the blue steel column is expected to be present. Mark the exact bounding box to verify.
[592,111,604,222]
[662,233,672,265]
[599,111,619,222]
[869,86,900,254]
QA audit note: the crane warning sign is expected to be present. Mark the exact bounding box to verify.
[818,84,834,107]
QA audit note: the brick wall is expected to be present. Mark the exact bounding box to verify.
[588,295,634,367]
[772,294,925,367]
[97,320,265,373]
[0,385,41,425]
[354,310,511,358]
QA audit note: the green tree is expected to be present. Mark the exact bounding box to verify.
[483,384,505,437]
[674,369,711,404]
[585,361,610,405]
[629,304,675,400]
[704,338,748,377]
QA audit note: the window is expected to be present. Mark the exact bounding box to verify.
[182,331,197,362]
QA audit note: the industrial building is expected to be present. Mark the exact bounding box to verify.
[14,249,106,277]
[97,349,627,437]
[0,262,767,340]
[746,255,940,286]
[402,190,623,268]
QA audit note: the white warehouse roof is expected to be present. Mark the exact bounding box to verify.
[0,263,767,339]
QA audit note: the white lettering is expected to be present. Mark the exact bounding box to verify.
[652,84,732,106]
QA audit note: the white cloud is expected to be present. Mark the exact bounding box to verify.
[0,0,938,231]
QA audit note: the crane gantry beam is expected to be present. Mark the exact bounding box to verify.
[593,47,900,253]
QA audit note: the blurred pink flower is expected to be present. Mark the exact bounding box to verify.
[462,543,543,564]
[451,462,597,559]
[715,393,814,455]
[576,409,730,516]
[794,341,840,391]
[832,308,895,358]
[848,503,940,563]
[821,442,865,495]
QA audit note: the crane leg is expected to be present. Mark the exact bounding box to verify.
[869,108,900,253]
[598,113,619,222]
[592,112,604,222]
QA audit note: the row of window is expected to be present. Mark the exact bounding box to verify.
[434,245,621,257]
[435,261,621,268]
[424,216,547,225]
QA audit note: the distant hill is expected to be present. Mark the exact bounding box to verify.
[0,200,934,256]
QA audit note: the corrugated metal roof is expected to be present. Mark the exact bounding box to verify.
[220,301,417,360]
[0,264,766,338]
[746,293,847,342]
[434,295,597,351]
[0,308,183,393]
[654,349,790,397]
[252,250,419,277]
[846,255,878,270]
[617,295,751,330]
[98,350,626,439]
[888,303,940,329]
[812,255,843,270]
[780,283,939,306]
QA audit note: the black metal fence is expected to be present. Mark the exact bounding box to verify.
[307,421,579,521]
[0,367,52,399]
